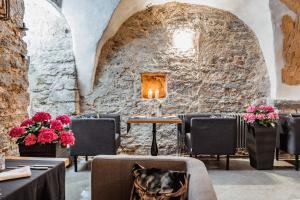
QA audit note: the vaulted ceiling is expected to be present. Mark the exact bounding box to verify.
[50,0,62,7]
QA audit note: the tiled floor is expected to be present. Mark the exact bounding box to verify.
[66,157,300,200]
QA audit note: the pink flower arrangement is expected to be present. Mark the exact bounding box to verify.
[258,105,275,113]
[241,104,279,127]
[37,128,58,144]
[242,113,256,123]
[9,126,26,138]
[8,112,75,146]
[267,112,279,120]
[246,105,257,113]
[32,112,52,123]
[60,131,75,146]
[50,120,63,130]
[20,119,34,127]
[56,114,71,125]
[24,134,37,146]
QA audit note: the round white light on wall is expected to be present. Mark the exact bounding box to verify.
[172,29,194,51]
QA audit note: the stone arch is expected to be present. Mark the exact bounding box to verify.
[84,2,270,154]
[24,0,79,117]
[92,0,275,98]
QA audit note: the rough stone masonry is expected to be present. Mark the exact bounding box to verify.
[24,0,79,117]
[82,3,270,155]
[0,0,29,155]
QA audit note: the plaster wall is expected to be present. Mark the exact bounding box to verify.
[270,0,300,100]
[61,0,120,96]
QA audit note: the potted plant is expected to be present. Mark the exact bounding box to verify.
[241,104,279,170]
[8,112,75,157]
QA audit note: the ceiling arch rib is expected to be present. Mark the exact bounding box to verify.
[50,0,62,8]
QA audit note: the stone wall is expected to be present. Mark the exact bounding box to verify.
[82,3,270,155]
[24,0,79,117]
[0,0,29,155]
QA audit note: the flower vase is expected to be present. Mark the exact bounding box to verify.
[19,144,67,157]
[246,125,277,170]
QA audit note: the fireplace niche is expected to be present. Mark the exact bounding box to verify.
[141,73,166,99]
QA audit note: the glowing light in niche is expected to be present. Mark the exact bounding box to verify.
[172,29,194,51]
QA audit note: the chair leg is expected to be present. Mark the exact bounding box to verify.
[275,148,279,161]
[295,155,299,171]
[217,155,220,161]
[85,156,88,161]
[226,155,230,170]
[73,156,78,172]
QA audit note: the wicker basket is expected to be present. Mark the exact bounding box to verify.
[19,144,59,157]
[246,125,277,170]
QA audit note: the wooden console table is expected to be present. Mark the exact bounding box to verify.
[127,116,183,156]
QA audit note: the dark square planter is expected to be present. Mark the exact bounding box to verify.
[19,144,67,157]
[246,125,277,170]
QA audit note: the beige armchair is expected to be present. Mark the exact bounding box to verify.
[91,155,217,200]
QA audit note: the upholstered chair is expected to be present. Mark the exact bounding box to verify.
[70,114,121,172]
[91,155,217,200]
[277,115,300,170]
[185,117,237,170]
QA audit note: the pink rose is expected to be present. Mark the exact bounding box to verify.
[9,126,26,138]
[258,105,275,113]
[56,114,71,125]
[50,120,63,130]
[60,131,75,146]
[37,128,58,144]
[256,114,266,120]
[242,113,256,123]
[20,119,34,127]
[24,134,37,146]
[32,112,52,123]
[267,112,279,120]
[246,105,257,113]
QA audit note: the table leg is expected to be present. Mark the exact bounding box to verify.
[151,123,158,156]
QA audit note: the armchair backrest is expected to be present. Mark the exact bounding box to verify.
[281,117,300,154]
[190,117,237,155]
[75,113,121,134]
[91,155,217,200]
[70,118,116,156]
[97,114,121,134]
[184,113,221,133]
[291,113,300,118]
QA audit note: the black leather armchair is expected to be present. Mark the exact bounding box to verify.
[277,114,300,170]
[70,114,121,172]
[185,115,237,170]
